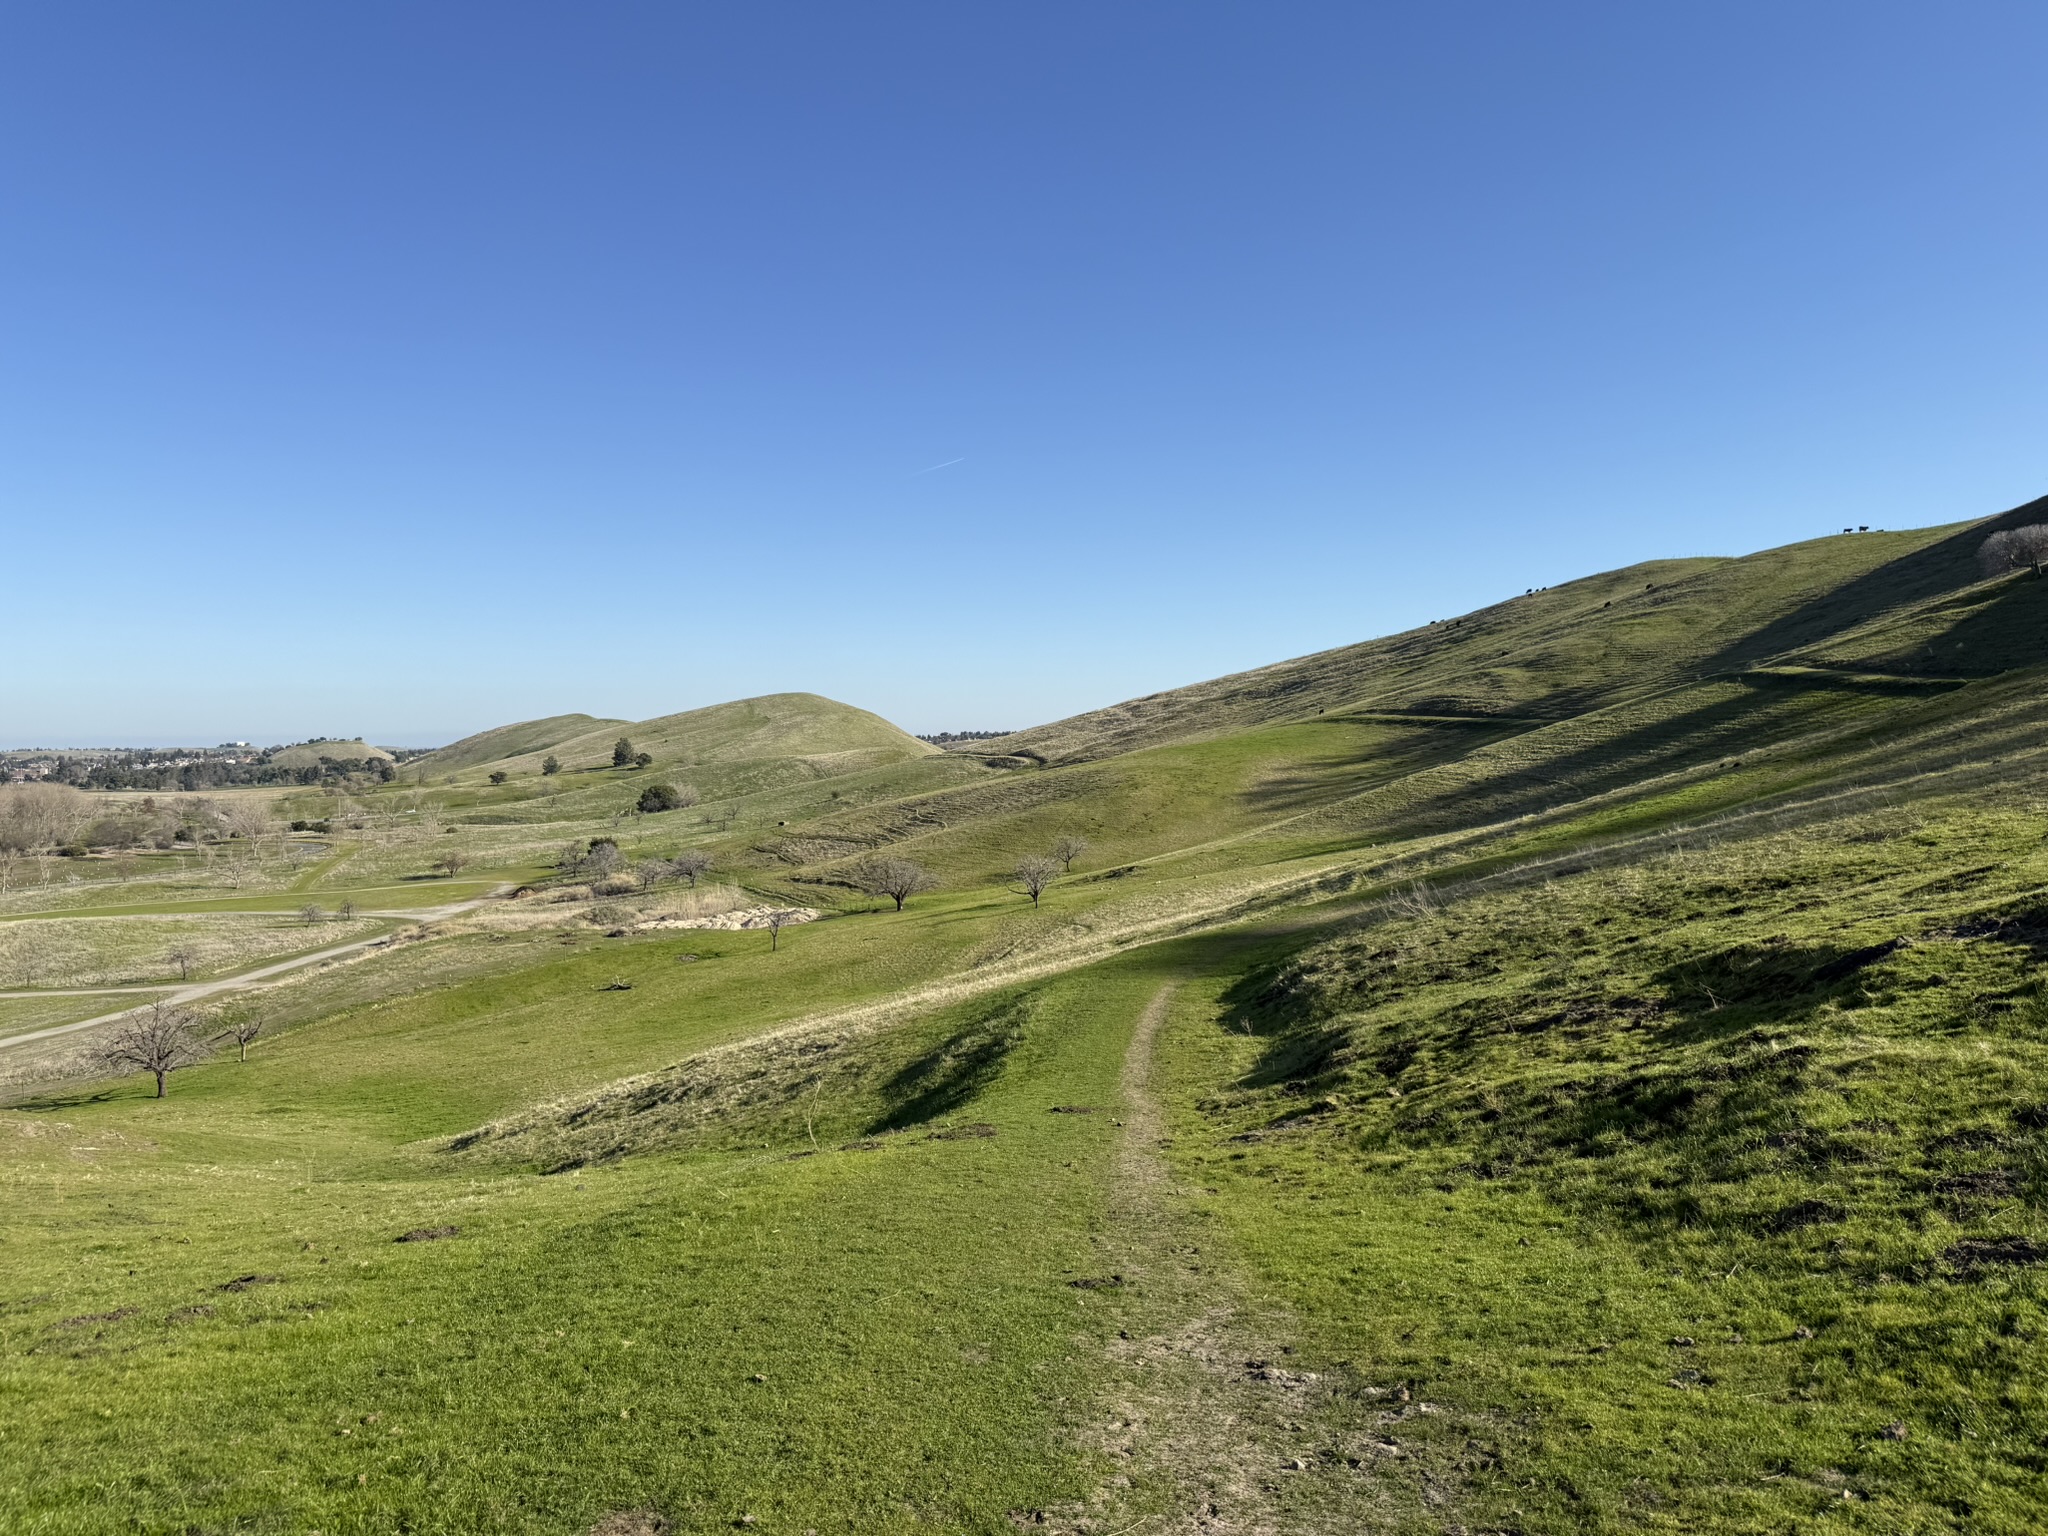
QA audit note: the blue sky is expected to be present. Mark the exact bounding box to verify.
[4,3,2046,746]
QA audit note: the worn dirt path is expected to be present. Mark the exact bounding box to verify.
[1063,981,1445,1535]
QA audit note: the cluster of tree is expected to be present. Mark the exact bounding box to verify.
[613,738,654,769]
[841,835,1087,913]
[915,730,1013,745]
[54,749,404,791]
[1980,525,2048,579]
[1015,835,1088,906]
[0,786,275,856]
[555,836,713,889]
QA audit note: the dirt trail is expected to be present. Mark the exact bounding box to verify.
[1061,983,1445,1535]
[0,892,501,1052]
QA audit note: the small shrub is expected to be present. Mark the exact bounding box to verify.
[489,771,508,785]
[638,783,683,813]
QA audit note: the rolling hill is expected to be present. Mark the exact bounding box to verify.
[11,498,2048,1534]
[415,713,627,774]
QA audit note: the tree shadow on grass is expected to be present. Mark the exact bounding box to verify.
[6,1087,122,1112]
[1652,938,1904,1044]
[868,994,1031,1133]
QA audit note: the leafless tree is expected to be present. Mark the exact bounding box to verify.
[219,798,275,843]
[672,850,714,887]
[339,899,356,919]
[584,840,622,879]
[0,782,88,853]
[672,784,702,809]
[435,850,468,879]
[216,1008,263,1062]
[766,909,791,951]
[634,859,669,891]
[1052,835,1090,872]
[166,944,198,982]
[299,903,323,925]
[852,855,939,912]
[1013,855,1060,907]
[1979,524,2048,579]
[100,1000,210,1097]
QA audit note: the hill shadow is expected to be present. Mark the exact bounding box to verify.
[1696,495,2048,676]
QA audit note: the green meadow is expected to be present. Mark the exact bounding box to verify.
[8,509,2048,1531]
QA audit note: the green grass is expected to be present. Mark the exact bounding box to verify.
[0,955,1165,1535]
[1158,792,2048,1532]
[11,508,2048,1531]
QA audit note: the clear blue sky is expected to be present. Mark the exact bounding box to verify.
[5,3,2046,747]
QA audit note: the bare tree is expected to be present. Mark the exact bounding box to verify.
[672,784,702,809]
[216,1008,263,1062]
[1979,525,2048,579]
[100,1000,210,1097]
[166,944,198,982]
[766,909,791,951]
[219,798,275,843]
[634,859,670,891]
[339,899,356,919]
[851,855,939,912]
[0,782,88,853]
[1013,855,1060,907]
[299,903,323,925]
[584,840,622,879]
[1052,835,1090,873]
[671,850,714,887]
[435,851,468,879]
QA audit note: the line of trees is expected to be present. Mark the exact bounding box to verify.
[0,785,279,857]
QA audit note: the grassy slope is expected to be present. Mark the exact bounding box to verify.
[414,714,628,775]
[10,511,2048,1530]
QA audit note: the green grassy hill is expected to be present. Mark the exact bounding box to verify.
[980,498,2048,766]
[11,501,2048,1533]
[415,713,628,774]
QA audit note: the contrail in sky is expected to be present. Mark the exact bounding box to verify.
[912,457,966,476]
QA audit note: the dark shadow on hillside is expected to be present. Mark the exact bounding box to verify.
[1799,572,2048,678]
[1370,676,1896,841]
[1696,496,2048,676]
[1240,719,1527,818]
[1215,963,1352,1089]
[868,995,1029,1132]
[1652,938,1904,1043]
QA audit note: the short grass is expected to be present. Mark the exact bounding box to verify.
[1159,790,2048,1532]
[10,510,2048,1531]
[0,957,1168,1535]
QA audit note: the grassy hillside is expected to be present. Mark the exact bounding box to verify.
[415,713,628,774]
[10,503,2048,1532]
[982,498,2048,765]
